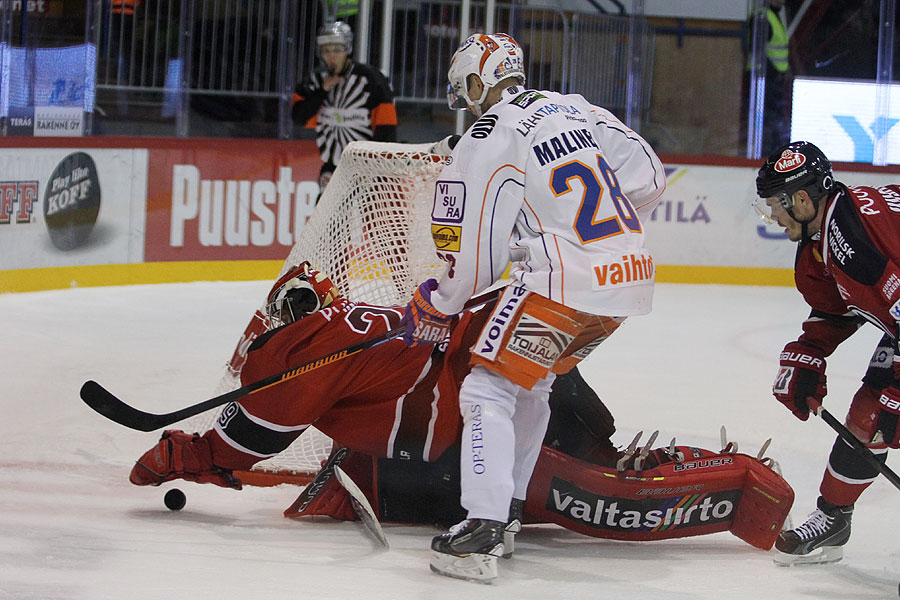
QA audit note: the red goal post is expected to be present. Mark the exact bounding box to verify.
[184,141,450,485]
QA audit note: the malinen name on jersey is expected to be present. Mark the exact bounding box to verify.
[592,250,655,290]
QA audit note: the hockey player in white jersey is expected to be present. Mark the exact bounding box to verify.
[400,33,667,582]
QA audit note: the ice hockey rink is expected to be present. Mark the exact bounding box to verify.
[2,280,898,599]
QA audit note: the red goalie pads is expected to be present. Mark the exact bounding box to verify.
[524,446,793,550]
[283,447,374,521]
[284,445,794,550]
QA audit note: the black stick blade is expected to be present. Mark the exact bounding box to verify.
[80,380,167,432]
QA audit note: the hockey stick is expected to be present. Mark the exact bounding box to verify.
[80,328,402,432]
[80,287,502,432]
[814,405,900,492]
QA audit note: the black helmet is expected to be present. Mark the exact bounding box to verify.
[756,141,834,200]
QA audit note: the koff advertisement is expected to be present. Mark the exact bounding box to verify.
[643,162,900,272]
[0,147,146,269]
[144,143,321,262]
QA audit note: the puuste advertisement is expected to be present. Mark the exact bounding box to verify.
[143,142,321,262]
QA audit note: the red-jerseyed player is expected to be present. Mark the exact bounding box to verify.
[755,141,900,565]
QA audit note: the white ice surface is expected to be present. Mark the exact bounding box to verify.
[1,281,898,599]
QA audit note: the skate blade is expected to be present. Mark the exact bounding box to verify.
[773,545,844,566]
[502,522,520,559]
[430,548,502,583]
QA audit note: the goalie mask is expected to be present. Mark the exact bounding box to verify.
[753,141,834,225]
[266,262,340,327]
[447,33,525,116]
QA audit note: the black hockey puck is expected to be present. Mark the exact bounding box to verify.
[164,488,186,511]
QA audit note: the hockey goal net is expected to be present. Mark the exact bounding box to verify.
[182,141,448,485]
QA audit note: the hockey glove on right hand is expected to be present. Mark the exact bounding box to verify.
[772,341,827,421]
[400,278,452,347]
[428,135,461,156]
[874,386,900,448]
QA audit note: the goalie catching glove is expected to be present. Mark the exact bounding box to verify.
[401,278,453,347]
[772,341,827,420]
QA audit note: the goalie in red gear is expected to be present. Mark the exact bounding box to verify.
[130,263,793,551]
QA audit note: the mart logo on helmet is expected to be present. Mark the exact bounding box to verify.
[774,150,806,173]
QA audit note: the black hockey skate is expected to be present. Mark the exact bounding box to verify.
[430,519,505,582]
[502,498,524,559]
[773,496,853,566]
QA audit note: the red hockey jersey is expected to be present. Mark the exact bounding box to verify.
[215,299,489,466]
[794,184,900,370]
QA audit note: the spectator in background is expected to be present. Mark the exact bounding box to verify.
[109,1,141,76]
[292,21,397,177]
[107,0,141,114]
[745,0,792,153]
[108,0,142,110]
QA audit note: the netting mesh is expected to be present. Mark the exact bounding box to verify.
[286,141,448,305]
[182,141,448,479]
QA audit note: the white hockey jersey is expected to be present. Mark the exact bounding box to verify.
[429,87,666,317]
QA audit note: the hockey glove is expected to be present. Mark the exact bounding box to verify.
[129,430,241,489]
[874,386,900,448]
[772,341,827,421]
[400,278,452,347]
[428,135,461,156]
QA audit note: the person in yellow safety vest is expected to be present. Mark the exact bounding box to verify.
[764,2,789,75]
[327,0,359,20]
[325,0,360,35]
[746,0,791,154]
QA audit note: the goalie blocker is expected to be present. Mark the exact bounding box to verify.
[286,441,793,550]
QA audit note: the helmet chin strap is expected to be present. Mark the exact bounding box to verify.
[465,76,491,117]
[784,194,819,243]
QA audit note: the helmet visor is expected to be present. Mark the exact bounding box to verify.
[447,82,468,111]
[752,192,791,225]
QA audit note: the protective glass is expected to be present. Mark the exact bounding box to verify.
[752,192,791,225]
[446,82,468,111]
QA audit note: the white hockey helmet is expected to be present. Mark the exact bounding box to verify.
[317,21,353,54]
[447,33,525,114]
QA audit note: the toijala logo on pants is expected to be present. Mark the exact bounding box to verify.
[508,314,573,368]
